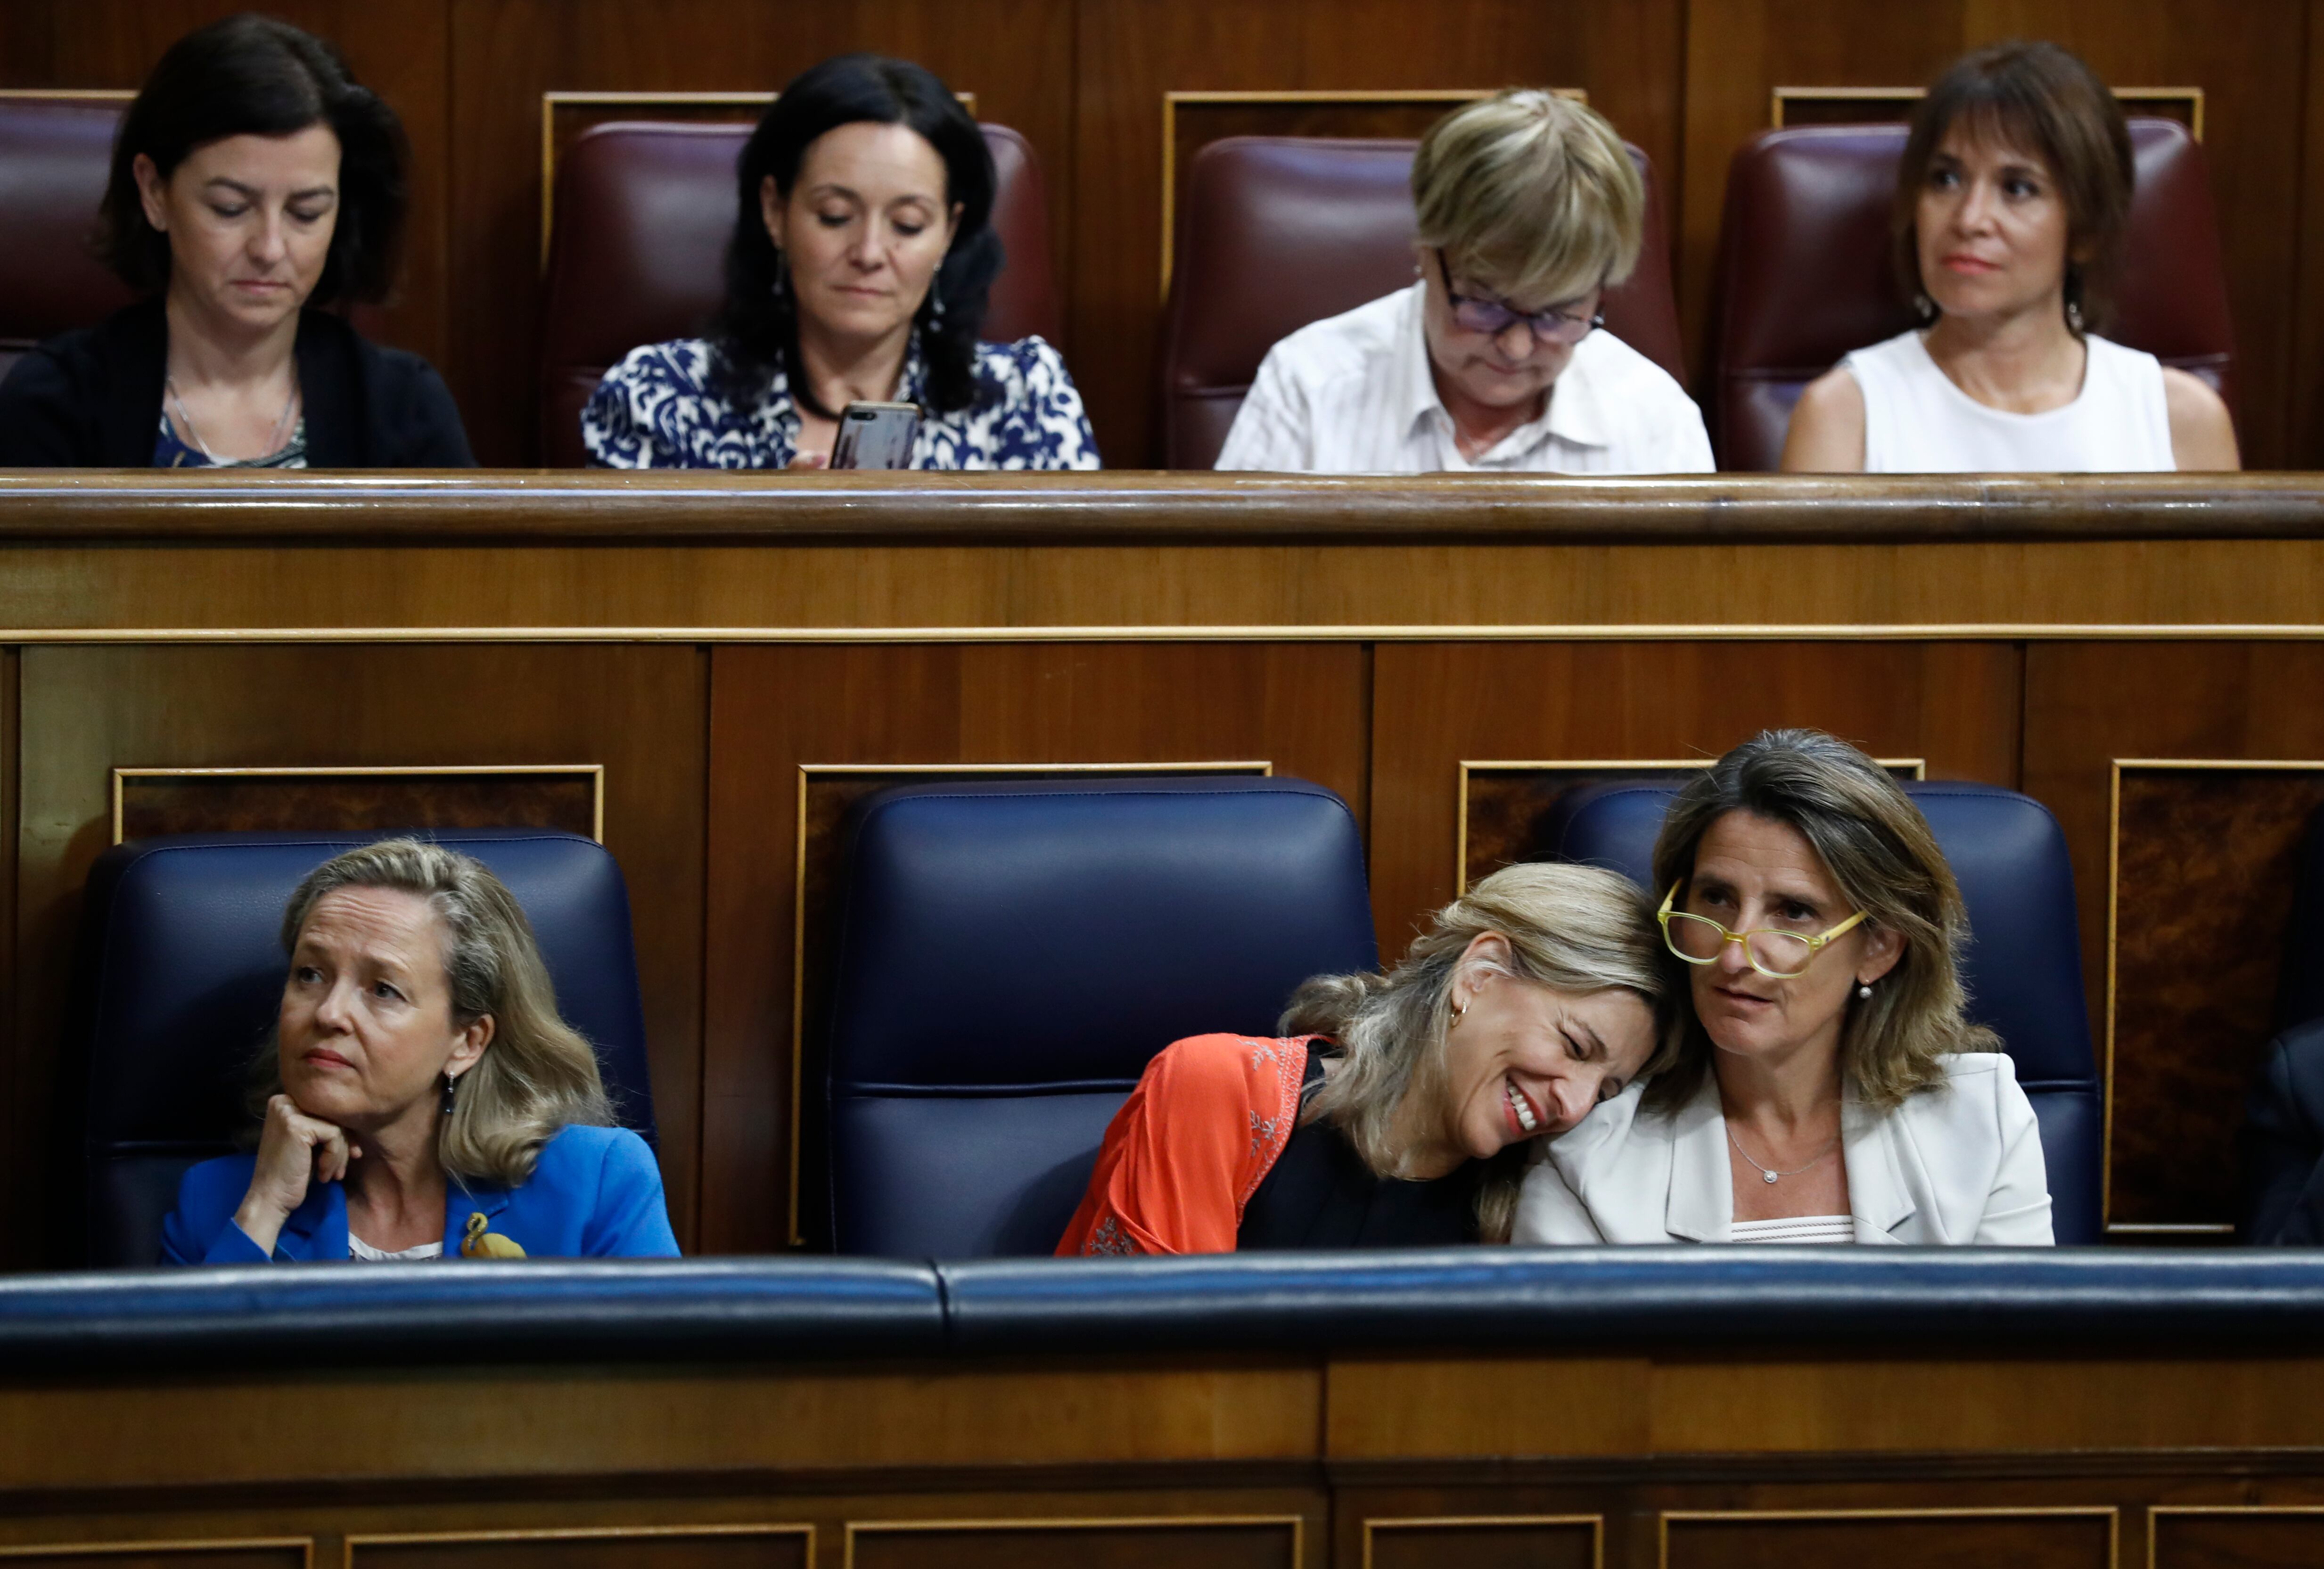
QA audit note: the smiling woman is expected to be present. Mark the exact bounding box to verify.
[0,14,472,468]
[1055,863,1672,1256]
[160,839,677,1264]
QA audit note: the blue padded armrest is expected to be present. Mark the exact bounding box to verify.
[72,830,658,1267]
[822,776,1378,1257]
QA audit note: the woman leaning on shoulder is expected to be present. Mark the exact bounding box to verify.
[1782,40,2237,473]
[1516,730,2053,1246]
[1057,863,1671,1255]
[163,839,678,1263]
[0,14,471,468]
[584,53,1098,471]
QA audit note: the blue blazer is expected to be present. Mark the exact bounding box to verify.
[161,1124,680,1264]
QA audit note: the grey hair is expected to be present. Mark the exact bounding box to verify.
[1413,87,1645,304]
[1646,729,1997,1114]
[1278,861,1675,1242]
[259,837,614,1185]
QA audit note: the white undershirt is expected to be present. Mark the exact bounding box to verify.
[1728,1214,1854,1244]
[349,1234,444,1262]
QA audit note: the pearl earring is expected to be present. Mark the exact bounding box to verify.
[1857,983,1873,1000]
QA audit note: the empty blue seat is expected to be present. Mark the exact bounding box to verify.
[69,830,657,1266]
[1537,780,2103,1244]
[821,777,1377,1258]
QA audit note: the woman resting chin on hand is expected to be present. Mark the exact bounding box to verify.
[164,838,678,1264]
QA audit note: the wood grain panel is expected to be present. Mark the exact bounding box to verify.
[114,769,599,842]
[2110,766,2324,1229]
[350,1528,806,1569]
[0,0,452,368]
[2022,643,2324,1229]
[700,641,1366,1254]
[1362,1517,1597,1569]
[2153,1509,2324,1569]
[0,1551,303,1569]
[1661,1510,2112,1569]
[447,0,1074,464]
[1075,0,1682,466]
[10,644,706,1264]
[1679,0,2303,466]
[847,1520,1297,1569]
[1369,641,2021,964]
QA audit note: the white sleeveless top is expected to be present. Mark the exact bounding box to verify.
[1839,329,2174,472]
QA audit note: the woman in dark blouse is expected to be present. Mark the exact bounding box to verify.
[1057,863,1672,1255]
[0,14,470,468]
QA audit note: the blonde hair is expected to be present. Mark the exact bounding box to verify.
[1647,730,1998,1113]
[1279,862,1675,1242]
[1412,88,1644,304]
[259,838,615,1185]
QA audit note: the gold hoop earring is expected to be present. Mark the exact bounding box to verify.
[1450,997,1468,1024]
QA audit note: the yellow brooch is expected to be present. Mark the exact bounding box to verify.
[460,1211,526,1259]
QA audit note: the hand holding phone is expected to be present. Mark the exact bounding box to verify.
[829,401,921,469]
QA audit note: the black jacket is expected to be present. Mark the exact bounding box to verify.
[0,298,473,468]
[2240,1016,2324,1242]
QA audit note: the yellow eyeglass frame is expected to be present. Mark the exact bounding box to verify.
[1657,880,1868,979]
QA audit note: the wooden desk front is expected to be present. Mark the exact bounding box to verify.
[1,471,2318,1258]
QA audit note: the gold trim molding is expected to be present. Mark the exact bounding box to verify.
[111,764,607,846]
[1364,1514,1601,1569]
[1660,1506,2119,1569]
[0,1541,310,1564]
[345,1524,809,1568]
[787,759,1272,1244]
[1772,84,2204,139]
[2149,1505,2324,1568]
[842,1515,1303,1569]
[2102,757,2324,1236]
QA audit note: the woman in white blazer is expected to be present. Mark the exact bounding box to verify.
[1515,730,2053,1246]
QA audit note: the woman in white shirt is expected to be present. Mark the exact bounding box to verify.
[1783,41,2236,473]
[1215,90,1711,476]
[1515,730,2053,1246]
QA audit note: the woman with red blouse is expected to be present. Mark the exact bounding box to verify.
[1058,863,1674,1254]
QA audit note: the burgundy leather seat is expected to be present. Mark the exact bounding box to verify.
[539,120,1061,468]
[0,98,135,385]
[1709,118,2234,470]
[1158,135,1686,471]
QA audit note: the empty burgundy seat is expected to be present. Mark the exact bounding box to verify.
[538,120,1061,468]
[1158,135,1686,472]
[0,97,135,386]
[1709,118,2234,470]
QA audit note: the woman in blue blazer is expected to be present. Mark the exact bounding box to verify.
[163,838,678,1264]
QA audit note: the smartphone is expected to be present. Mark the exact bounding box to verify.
[829,401,922,470]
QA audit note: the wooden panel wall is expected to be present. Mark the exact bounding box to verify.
[7,0,2324,466]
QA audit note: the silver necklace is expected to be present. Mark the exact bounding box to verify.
[1725,1119,1839,1184]
[166,374,299,462]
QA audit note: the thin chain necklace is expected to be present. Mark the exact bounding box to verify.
[1725,1118,1839,1185]
[166,373,299,463]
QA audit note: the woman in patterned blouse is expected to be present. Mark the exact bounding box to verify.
[584,54,1099,470]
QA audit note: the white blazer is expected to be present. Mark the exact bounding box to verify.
[1513,1052,2054,1246]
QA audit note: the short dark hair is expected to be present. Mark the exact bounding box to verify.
[98,13,410,305]
[1892,40,2134,333]
[710,53,1002,417]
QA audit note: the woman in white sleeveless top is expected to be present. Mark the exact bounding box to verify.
[1513,730,2052,1248]
[1782,41,2237,473]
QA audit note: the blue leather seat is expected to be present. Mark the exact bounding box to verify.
[1537,780,2103,1244]
[821,777,1378,1258]
[68,830,657,1267]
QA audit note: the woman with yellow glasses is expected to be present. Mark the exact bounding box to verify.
[1514,729,2053,1246]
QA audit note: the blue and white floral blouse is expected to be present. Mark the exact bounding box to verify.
[582,333,1100,470]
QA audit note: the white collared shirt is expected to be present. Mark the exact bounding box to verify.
[1214,283,1714,475]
